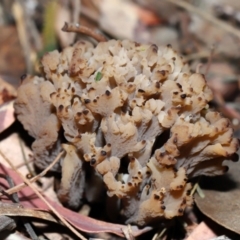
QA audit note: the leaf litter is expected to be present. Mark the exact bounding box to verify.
[1,0,240,239]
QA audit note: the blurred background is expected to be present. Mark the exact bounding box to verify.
[1,0,240,132]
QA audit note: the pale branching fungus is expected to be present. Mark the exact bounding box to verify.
[15,40,238,226]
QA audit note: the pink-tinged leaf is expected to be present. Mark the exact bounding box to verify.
[185,222,216,240]
[0,101,15,133]
[0,164,152,237]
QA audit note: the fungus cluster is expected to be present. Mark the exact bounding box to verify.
[15,39,238,226]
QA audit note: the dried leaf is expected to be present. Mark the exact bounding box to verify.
[186,222,216,240]
[195,160,240,234]
[0,164,152,237]
[0,205,58,224]
[0,77,17,105]
[0,101,15,133]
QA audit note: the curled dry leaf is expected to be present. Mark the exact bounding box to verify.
[0,77,17,105]
[0,203,58,224]
[0,164,152,237]
[195,160,240,235]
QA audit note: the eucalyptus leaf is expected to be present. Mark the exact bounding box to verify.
[195,159,240,234]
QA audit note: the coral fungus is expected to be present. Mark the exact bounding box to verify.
[15,39,238,226]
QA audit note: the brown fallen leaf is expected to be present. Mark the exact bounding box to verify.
[186,222,216,240]
[0,164,152,237]
[195,159,240,234]
[0,203,58,224]
[0,26,26,80]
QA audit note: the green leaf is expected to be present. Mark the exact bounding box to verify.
[95,72,103,81]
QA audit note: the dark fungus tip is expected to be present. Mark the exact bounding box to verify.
[160,70,166,76]
[154,194,160,200]
[83,109,89,115]
[105,90,111,96]
[178,208,184,213]
[84,99,91,104]
[50,92,56,98]
[160,152,165,157]
[128,182,133,186]
[101,150,107,156]
[76,112,82,117]
[161,205,166,210]
[180,94,187,99]
[58,105,64,111]
[155,82,160,88]
[90,158,96,166]
[151,44,158,52]
[176,83,182,88]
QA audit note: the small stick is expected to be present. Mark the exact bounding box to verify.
[0,150,87,240]
[0,151,64,196]
[12,1,33,73]
[15,158,34,169]
[62,22,107,42]
[204,44,215,76]
[18,136,36,180]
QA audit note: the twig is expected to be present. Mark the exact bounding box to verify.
[12,1,33,73]
[0,174,38,239]
[18,136,36,179]
[185,51,211,61]
[204,44,215,76]
[0,151,64,197]
[0,150,87,240]
[152,227,167,240]
[62,22,107,42]
[15,158,34,169]
[165,0,240,39]
[122,224,135,240]
[196,184,205,198]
